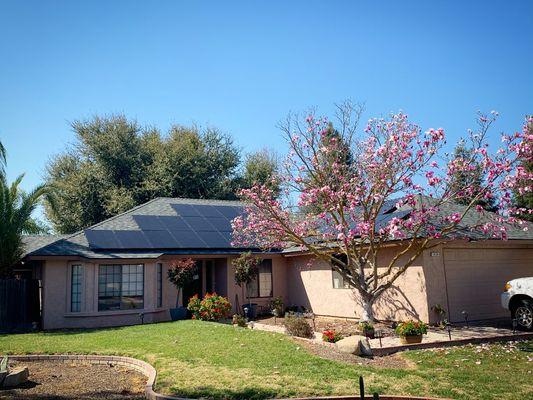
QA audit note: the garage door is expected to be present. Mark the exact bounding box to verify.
[444,248,533,323]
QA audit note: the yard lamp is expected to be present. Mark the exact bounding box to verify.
[461,310,469,327]
[446,323,452,341]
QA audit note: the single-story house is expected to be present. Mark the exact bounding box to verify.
[21,197,533,330]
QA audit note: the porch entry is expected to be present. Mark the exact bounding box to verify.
[182,259,216,305]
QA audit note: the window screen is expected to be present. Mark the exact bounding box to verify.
[247,259,272,298]
[332,269,350,289]
[71,264,83,312]
[156,263,163,308]
[98,264,144,311]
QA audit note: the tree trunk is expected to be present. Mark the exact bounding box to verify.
[359,295,375,322]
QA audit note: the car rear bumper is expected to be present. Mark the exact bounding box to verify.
[501,292,512,310]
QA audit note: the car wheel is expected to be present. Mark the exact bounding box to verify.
[512,299,533,331]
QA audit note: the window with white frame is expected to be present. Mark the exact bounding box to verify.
[71,264,83,312]
[247,259,273,298]
[98,264,144,311]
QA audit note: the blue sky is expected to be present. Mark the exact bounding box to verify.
[1,1,532,203]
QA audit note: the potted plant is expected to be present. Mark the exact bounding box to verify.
[233,252,260,319]
[359,321,375,339]
[167,258,197,321]
[395,320,428,344]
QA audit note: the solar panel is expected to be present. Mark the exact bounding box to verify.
[182,216,212,231]
[133,215,165,230]
[194,204,224,218]
[172,204,201,217]
[170,230,207,247]
[216,206,243,219]
[85,229,120,249]
[159,216,190,230]
[198,231,231,247]
[144,230,179,248]
[114,230,151,249]
[206,217,232,231]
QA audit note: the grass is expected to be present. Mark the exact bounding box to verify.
[0,320,531,399]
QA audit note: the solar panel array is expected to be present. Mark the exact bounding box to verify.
[85,204,244,250]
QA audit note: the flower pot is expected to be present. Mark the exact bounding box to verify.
[169,307,189,321]
[242,303,258,319]
[399,334,423,344]
[363,328,375,339]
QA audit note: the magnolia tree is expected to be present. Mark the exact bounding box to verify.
[232,102,533,321]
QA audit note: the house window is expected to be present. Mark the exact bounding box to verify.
[247,259,273,298]
[98,264,144,311]
[71,264,83,312]
[332,269,350,289]
[156,263,163,308]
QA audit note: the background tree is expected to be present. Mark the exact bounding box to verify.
[232,103,532,321]
[45,115,242,233]
[447,142,497,211]
[242,149,280,196]
[512,117,533,221]
[0,174,54,276]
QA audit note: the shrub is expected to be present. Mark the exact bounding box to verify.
[322,329,343,343]
[187,293,232,321]
[395,320,428,336]
[270,296,284,317]
[232,314,247,327]
[167,258,197,307]
[284,314,314,338]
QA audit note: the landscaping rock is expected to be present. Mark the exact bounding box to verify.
[2,366,29,388]
[335,335,373,357]
[359,336,373,357]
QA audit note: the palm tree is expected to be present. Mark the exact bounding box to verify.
[0,139,6,176]
[0,173,55,276]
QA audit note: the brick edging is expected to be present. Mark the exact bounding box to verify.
[7,354,188,400]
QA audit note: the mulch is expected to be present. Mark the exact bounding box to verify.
[258,316,397,337]
[293,338,414,369]
[0,361,146,400]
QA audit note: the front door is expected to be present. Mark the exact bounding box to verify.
[182,260,203,305]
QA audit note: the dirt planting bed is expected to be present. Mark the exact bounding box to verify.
[0,360,145,399]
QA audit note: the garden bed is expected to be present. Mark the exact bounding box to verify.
[0,360,145,399]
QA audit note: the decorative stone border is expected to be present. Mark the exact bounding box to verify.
[7,354,186,400]
[6,354,451,400]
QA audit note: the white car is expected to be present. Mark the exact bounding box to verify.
[501,277,533,331]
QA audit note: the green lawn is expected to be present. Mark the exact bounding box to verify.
[0,321,531,399]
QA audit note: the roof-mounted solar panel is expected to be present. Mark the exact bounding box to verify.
[171,204,201,217]
[133,215,166,230]
[144,230,179,248]
[114,230,151,249]
[85,229,120,249]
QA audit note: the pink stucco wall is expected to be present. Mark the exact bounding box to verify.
[285,248,429,322]
[38,240,533,329]
[40,254,288,329]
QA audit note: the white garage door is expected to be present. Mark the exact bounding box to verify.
[444,248,533,323]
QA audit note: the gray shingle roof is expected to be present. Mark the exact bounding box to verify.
[24,196,532,260]
[24,197,260,259]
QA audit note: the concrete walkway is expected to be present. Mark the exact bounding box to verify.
[251,321,533,356]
